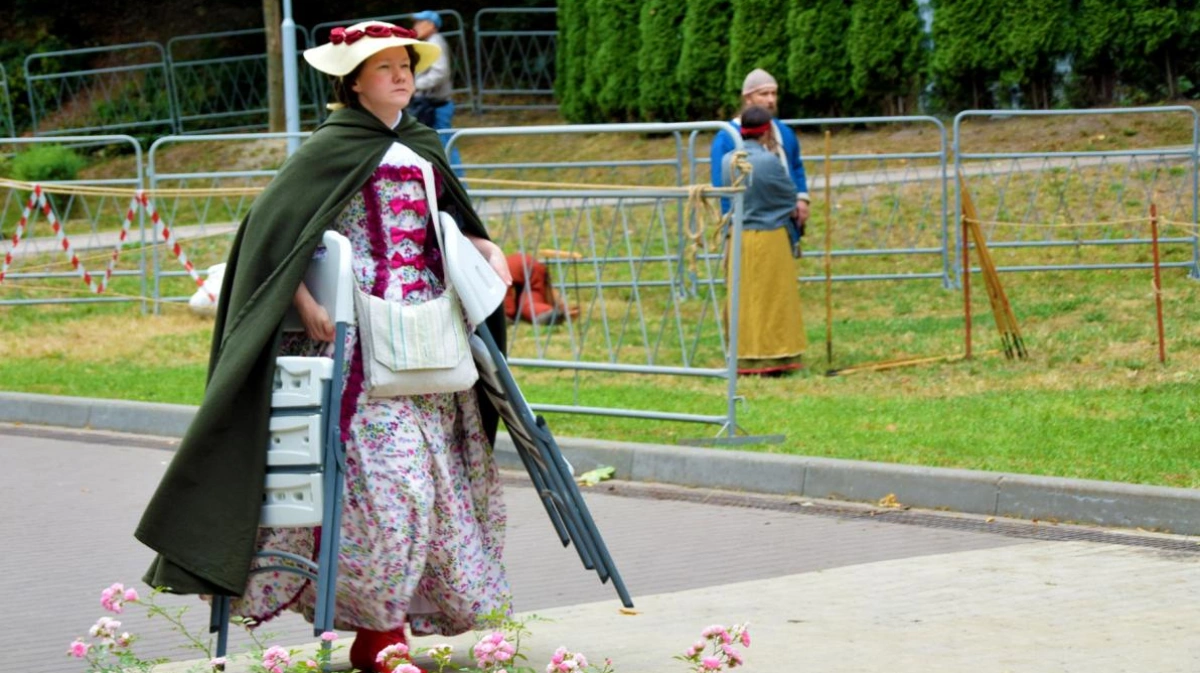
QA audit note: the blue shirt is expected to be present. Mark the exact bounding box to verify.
[710,119,809,213]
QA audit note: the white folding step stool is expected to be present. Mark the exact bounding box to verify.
[209,231,355,661]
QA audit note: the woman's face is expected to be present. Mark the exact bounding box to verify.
[351,46,415,123]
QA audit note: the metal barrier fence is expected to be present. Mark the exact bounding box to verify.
[13,8,550,137]
[167,28,322,134]
[146,133,303,305]
[0,64,13,139]
[5,112,1200,431]
[690,116,953,286]
[25,43,177,137]
[474,8,558,111]
[0,136,146,306]
[310,10,475,118]
[954,107,1200,281]
[448,122,746,434]
[140,123,749,434]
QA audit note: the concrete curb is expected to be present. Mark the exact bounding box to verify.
[3,390,1198,535]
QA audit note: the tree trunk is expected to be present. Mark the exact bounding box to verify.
[264,0,285,132]
[1166,53,1176,100]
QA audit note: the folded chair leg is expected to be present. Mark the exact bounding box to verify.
[209,594,231,657]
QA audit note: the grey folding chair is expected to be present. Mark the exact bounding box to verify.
[210,230,355,661]
[470,323,634,608]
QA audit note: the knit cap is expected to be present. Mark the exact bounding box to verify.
[741,68,778,95]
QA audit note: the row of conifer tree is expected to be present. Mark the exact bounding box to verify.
[555,0,1200,123]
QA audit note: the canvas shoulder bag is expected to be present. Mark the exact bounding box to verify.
[354,147,479,398]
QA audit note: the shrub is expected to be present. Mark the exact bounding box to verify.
[637,0,688,121]
[725,0,790,105]
[590,0,644,121]
[676,0,734,118]
[557,0,596,122]
[12,144,86,182]
[847,0,925,115]
[786,0,860,117]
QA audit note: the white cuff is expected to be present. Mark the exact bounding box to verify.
[796,192,810,203]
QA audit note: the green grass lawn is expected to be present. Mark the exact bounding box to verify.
[1,261,1196,489]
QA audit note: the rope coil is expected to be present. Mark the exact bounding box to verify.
[683,150,751,274]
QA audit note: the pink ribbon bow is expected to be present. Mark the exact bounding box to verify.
[389,198,429,218]
[389,226,427,245]
[401,279,428,296]
[389,251,427,270]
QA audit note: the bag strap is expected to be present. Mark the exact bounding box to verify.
[417,157,454,295]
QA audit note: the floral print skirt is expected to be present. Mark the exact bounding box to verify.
[229,330,511,636]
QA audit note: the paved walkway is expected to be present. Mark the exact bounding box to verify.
[6,425,1199,672]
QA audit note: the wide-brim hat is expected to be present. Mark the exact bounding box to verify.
[304,21,441,77]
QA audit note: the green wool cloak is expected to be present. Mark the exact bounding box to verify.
[135,107,507,596]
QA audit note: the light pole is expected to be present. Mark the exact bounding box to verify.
[281,0,301,155]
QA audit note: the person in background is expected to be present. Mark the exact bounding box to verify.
[710,68,810,229]
[720,105,807,375]
[503,252,578,325]
[409,10,463,170]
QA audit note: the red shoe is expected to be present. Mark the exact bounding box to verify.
[349,627,421,673]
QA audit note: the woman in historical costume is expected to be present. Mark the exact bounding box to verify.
[135,21,513,672]
[721,105,807,375]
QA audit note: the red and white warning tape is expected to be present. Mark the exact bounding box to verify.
[139,192,215,302]
[0,185,42,284]
[1,185,206,298]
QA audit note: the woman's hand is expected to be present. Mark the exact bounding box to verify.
[293,282,335,342]
[467,236,513,286]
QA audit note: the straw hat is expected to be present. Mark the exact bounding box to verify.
[303,21,441,77]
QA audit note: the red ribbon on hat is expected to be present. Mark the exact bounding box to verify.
[330,24,416,45]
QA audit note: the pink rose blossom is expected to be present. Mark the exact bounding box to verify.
[88,617,121,640]
[100,583,127,613]
[123,588,139,603]
[473,631,515,669]
[68,640,90,658]
[546,646,589,673]
[395,665,423,673]
[320,631,338,641]
[722,644,744,667]
[740,629,751,647]
[209,656,228,669]
[377,642,412,670]
[262,645,291,673]
[701,656,723,671]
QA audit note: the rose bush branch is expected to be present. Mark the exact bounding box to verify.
[69,582,748,673]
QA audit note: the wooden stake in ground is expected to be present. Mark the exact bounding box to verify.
[823,130,834,368]
[825,351,985,376]
[959,173,1027,360]
[1149,203,1167,364]
[962,188,972,359]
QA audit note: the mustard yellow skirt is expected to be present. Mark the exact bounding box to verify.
[726,227,806,374]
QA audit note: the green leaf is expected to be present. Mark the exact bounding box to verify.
[575,465,616,486]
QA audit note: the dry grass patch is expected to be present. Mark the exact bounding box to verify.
[6,305,212,365]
